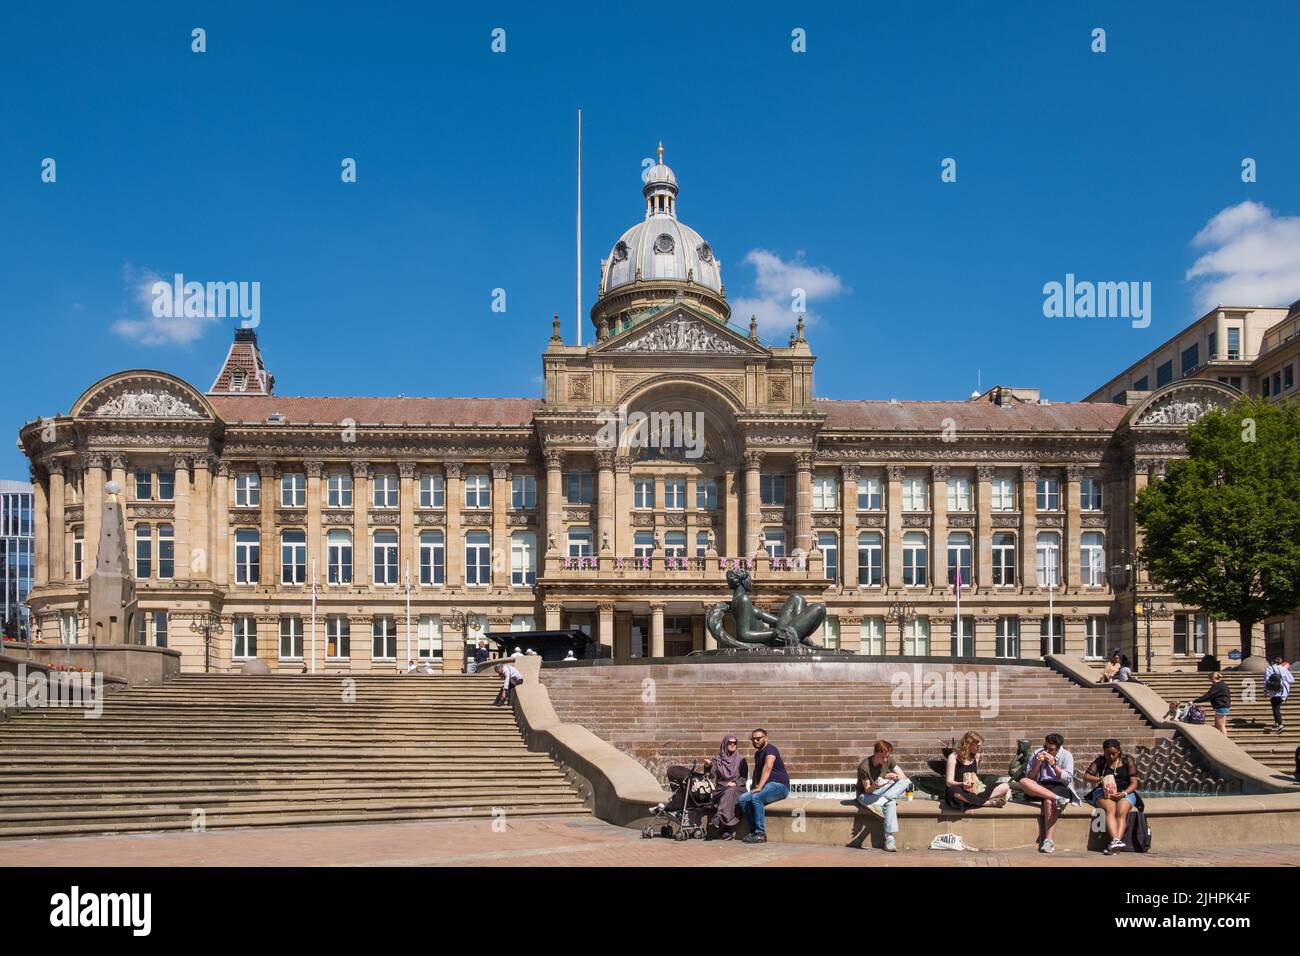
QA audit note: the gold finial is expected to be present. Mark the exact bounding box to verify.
[657,141,664,165]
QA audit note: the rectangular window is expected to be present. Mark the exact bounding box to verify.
[760,474,785,506]
[72,527,84,580]
[996,617,1020,659]
[1036,477,1060,511]
[235,529,260,584]
[372,531,398,585]
[1036,533,1060,587]
[634,478,655,509]
[1287,366,1296,391]
[990,478,1016,512]
[857,477,882,511]
[327,473,354,508]
[327,530,353,584]
[903,618,930,656]
[695,531,710,557]
[763,528,786,558]
[902,532,928,587]
[633,531,654,559]
[567,527,593,557]
[157,471,174,501]
[1040,615,1064,656]
[1157,360,1174,387]
[1081,532,1105,586]
[696,479,717,510]
[511,532,536,586]
[464,474,491,509]
[664,532,687,558]
[511,474,537,510]
[419,473,445,509]
[157,524,174,579]
[859,617,885,655]
[1227,327,1241,360]
[902,478,927,512]
[235,472,260,507]
[281,473,306,508]
[1208,331,1217,361]
[135,469,152,501]
[1085,617,1107,659]
[372,617,396,661]
[565,472,594,505]
[419,531,445,585]
[822,616,840,651]
[233,616,257,659]
[817,532,837,581]
[1133,376,1149,392]
[153,611,168,648]
[281,530,307,584]
[1181,343,1200,376]
[135,524,152,579]
[857,532,883,586]
[947,532,972,586]
[950,617,974,658]
[1080,478,1103,511]
[465,532,491,585]
[812,477,838,511]
[1173,613,1208,656]
[946,479,972,512]
[418,615,443,660]
[279,617,304,659]
[372,474,399,509]
[326,616,351,659]
[664,479,686,510]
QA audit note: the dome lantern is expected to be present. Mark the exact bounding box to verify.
[643,142,679,219]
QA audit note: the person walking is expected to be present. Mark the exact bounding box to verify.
[1016,733,1082,853]
[492,662,523,706]
[737,728,790,844]
[1192,672,1231,734]
[1265,657,1293,733]
[856,739,911,852]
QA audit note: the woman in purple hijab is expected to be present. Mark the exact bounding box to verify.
[705,734,749,839]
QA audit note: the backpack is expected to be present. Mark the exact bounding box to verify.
[1181,704,1207,725]
[1123,806,1152,853]
[1266,669,1283,693]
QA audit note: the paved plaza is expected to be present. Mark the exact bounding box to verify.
[7,815,1299,867]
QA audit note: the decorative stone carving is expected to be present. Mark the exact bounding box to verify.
[398,462,418,479]
[632,512,654,527]
[64,506,84,524]
[948,513,976,528]
[743,451,764,470]
[568,376,592,400]
[1138,400,1209,426]
[228,508,261,524]
[543,449,564,470]
[368,512,399,526]
[88,389,204,420]
[840,464,859,482]
[463,512,492,527]
[216,460,233,478]
[976,465,996,482]
[83,452,105,470]
[717,376,744,397]
[858,513,885,527]
[506,513,534,527]
[1147,459,1168,477]
[760,508,785,523]
[768,378,790,402]
[614,455,634,473]
[443,462,463,480]
[611,317,745,354]
[902,514,930,527]
[276,510,307,525]
[886,465,905,482]
[108,453,128,470]
[665,513,686,527]
[694,511,714,527]
[932,464,951,481]
[813,514,839,528]
[1081,514,1108,527]
[562,507,591,522]
[1066,464,1085,482]
[794,452,814,471]
[1037,514,1064,529]
[127,504,175,519]
[1022,464,1039,483]
[170,454,192,473]
[992,514,1020,528]
[593,450,615,471]
[304,460,324,479]
[322,513,354,526]
[415,512,447,527]
[490,461,512,480]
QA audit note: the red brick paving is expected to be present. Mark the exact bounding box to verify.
[6,816,1300,867]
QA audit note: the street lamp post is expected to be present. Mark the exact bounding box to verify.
[1139,598,1170,675]
[189,612,224,674]
[886,600,918,657]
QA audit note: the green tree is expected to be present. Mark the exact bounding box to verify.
[1135,396,1300,659]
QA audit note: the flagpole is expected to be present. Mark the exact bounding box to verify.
[576,106,582,347]
[405,562,412,667]
[310,559,317,673]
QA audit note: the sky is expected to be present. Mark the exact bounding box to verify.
[2,1,1299,479]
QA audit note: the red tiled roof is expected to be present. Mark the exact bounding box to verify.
[207,396,542,427]
[818,400,1128,432]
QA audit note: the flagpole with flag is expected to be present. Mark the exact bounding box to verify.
[310,559,318,673]
[954,564,963,654]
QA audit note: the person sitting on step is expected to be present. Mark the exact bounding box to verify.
[943,731,1011,811]
[703,734,748,840]
[1083,738,1141,854]
[1017,733,1082,854]
[737,728,790,844]
[856,739,911,852]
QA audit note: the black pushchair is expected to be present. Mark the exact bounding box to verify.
[642,764,718,841]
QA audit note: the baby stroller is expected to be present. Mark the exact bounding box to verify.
[642,764,717,841]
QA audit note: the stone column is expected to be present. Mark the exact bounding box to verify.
[491,462,511,587]
[544,449,563,556]
[214,461,231,584]
[170,455,191,581]
[598,602,616,655]
[976,465,994,589]
[839,615,862,653]
[83,453,105,571]
[932,464,950,593]
[191,456,212,582]
[1020,464,1038,591]
[723,464,740,557]
[1065,464,1083,590]
[614,455,633,555]
[974,616,998,659]
[258,459,278,586]
[351,461,371,587]
[650,602,665,658]
[840,465,858,589]
[743,451,763,556]
[444,462,463,587]
[1135,461,1159,586]
[109,453,128,498]
[399,462,418,589]
[48,460,66,582]
[1064,615,1087,657]
[594,451,615,554]
[886,465,904,588]
[306,460,324,587]
[32,469,49,587]
[794,451,813,554]
[544,602,562,631]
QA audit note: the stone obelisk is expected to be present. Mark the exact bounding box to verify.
[87,479,138,645]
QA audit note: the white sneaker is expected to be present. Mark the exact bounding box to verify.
[1040,839,1055,854]
[1054,795,1071,810]
[929,832,978,851]
[1105,838,1125,854]
[865,801,886,819]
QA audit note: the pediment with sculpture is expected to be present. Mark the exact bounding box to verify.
[596,305,765,357]
[71,371,215,422]
[1128,380,1240,429]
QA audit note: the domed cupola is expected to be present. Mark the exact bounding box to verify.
[592,143,730,337]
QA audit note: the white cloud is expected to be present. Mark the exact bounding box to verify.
[111,264,221,346]
[730,249,847,337]
[1185,202,1300,311]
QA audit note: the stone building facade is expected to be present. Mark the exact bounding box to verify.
[17,150,1276,673]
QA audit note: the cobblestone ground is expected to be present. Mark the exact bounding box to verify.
[7,816,1300,867]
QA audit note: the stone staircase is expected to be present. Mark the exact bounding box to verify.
[0,673,588,839]
[542,662,1232,793]
[1136,671,1299,775]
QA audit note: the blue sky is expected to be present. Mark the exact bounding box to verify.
[3,1,1299,478]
